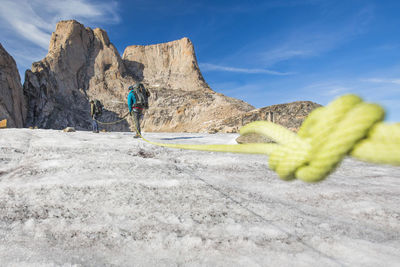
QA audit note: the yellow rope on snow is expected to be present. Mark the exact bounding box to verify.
[95,112,130,125]
[137,94,400,183]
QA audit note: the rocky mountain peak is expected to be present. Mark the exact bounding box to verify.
[123,37,211,92]
[50,20,110,49]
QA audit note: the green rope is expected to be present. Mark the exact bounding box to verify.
[95,112,130,125]
[137,94,400,183]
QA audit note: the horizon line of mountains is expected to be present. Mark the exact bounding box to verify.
[0,19,320,132]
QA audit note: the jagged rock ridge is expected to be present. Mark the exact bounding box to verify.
[0,43,26,128]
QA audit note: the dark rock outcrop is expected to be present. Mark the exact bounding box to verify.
[218,101,322,133]
[0,43,26,128]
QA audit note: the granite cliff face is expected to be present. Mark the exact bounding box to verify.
[0,43,26,128]
[123,38,211,92]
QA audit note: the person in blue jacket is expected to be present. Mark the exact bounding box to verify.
[127,84,143,138]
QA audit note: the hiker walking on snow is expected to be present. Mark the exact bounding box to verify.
[127,83,150,138]
[90,100,101,133]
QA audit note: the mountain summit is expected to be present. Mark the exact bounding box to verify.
[123,37,211,92]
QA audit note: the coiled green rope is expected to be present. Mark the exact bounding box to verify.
[138,94,400,183]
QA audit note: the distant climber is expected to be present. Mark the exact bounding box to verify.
[90,99,103,133]
[127,83,150,138]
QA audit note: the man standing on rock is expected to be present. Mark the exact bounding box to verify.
[127,83,149,138]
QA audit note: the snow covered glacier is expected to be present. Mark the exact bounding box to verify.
[0,129,399,266]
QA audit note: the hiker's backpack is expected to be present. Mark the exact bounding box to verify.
[133,83,150,109]
[94,100,103,116]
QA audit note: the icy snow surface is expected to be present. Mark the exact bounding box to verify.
[0,129,399,266]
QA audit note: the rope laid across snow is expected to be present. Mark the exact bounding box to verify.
[137,94,400,183]
[95,112,130,125]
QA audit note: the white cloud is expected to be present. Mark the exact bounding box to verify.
[261,49,311,64]
[199,63,293,76]
[0,0,120,50]
[0,0,120,79]
[259,28,361,66]
[300,78,400,122]
[234,5,375,67]
[361,78,400,85]
[0,1,51,49]
[46,1,103,19]
[304,82,354,97]
[13,21,53,50]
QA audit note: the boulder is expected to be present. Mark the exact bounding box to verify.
[63,127,76,132]
[236,133,276,144]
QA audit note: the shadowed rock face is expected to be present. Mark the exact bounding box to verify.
[0,43,26,128]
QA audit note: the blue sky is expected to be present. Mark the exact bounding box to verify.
[1,0,399,122]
